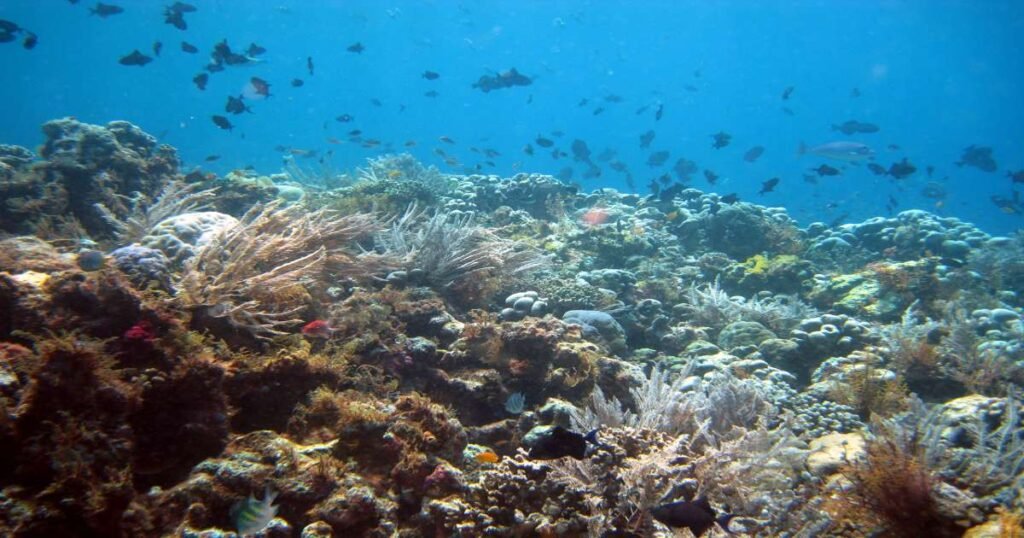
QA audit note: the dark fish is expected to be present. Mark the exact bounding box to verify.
[90,3,124,17]
[647,151,670,167]
[711,131,731,149]
[523,144,534,156]
[684,84,699,92]
[782,107,795,116]
[743,146,765,162]
[164,9,186,29]
[592,107,605,116]
[246,43,266,57]
[673,158,698,181]
[582,165,601,179]
[535,136,554,148]
[814,164,841,176]
[639,130,655,149]
[832,120,880,135]
[577,98,589,107]
[991,192,1022,214]
[956,145,998,172]
[703,169,719,184]
[22,32,37,50]
[925,165,934,178]
[651,496,734,537]
[472,68,532,92]
[225,95,250,114]
[1008,170,1024,184]
[249,77,271,98]
[439,136,456,144]
[921,181,947,199]
[168,1,196,12]
[556,167,573,181]
[596,148,616,162]
[204,155,220,162]
[609,161,628,173]
[348,129,362,137]
[181,41,198,53]
[307,56,314,76]
[290,78,304,87]
[370,98,382,107]
[635,104,650,115]
[657,173,671,185]
[570,139,591,162]
[759,177,780,194]
[802,173,818,184]
[604,94,623,103]
[782,86,794,100]
[0,20,19,33]
[423,90,439,97]
[153,41,162,56]
[347,42,364,53]
[851,87,861,97]
[335,114,354,122]
[211,115,233,131]
[192,72,208,90]
[721,193,740,204]
[422,70,440,80]
[118,49,152,66]
[867,162,887,176]
[887,158,917,179]
[0,32,16,43]
[655,103,664,121]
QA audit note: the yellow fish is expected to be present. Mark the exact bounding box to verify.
[474,450,500,464]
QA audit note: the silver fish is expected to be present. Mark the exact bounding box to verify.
[799,141,874,162]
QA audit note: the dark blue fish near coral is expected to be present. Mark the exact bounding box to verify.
[119,50,152,66]
[90,2,124,17]
[527,426,599,460]
[651,496,735,536]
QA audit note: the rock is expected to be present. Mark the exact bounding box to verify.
[141,211,239,267]
[0,236,75,273]
[806,432,866,476]
[717,321,776,350]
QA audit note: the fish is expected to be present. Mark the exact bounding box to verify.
[291,78,304,87]
[370,98,382,107]
[798,141,873,162]
[231,486,279,536]
[555,167,573,181]
[474,450,500,464]
[347,129,362,137]
[802,173,818,184]
[181,41,198,53]
[90,2,124,17]
[743,146,765,162]
[225,95,251,115]
[249,77,271,98]
[301,320,333,339]
[655,103,664,121]
[657,173,672,185]
[246,43,266,57]
[867,163,887,176]
[192,73,208,90]
[921,181,947,199]
[335,114,354,123]
[422,70,440,80]
[1008,170,1024,184]
[609,161,628,173]
[832,120,880,135]
[0,32,16,44]
[850,87,862,97]
[926,165,934,178]
[439,136,455,144]
[523,144,534,156]
[570,139,591,162]
[307,56,314,76]
[535,136,554,148]
[673,158,698,181]
[347,42,364,53]
[814,164,840,176]
[703,169,719,184]
[163,2,195,30]
[991,192,1022,214]
[577,98,589,107]
[887,158,917,179]
[759,177,780,194]
[781,107,795,116]
[721,193,740,204]
[639,130,655,149]
[592,107,605,116]
[603,94,623,103]
[22,32,37,50]
[204,155,221,162]
[211,115,233,131]
[582,164,602,179]
[647,151,670,167]
[423,90,439,98]
[956,145,998,172]
[595,148,616,162]
[651,496,734,537]
[152,41,162,56]
[0,20,18,33]
[711,131,731,149]
[472,68,532,92]
[118,50,152,66]
[782,86,794,100]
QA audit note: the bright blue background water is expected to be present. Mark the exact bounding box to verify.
[1,0,1022,235]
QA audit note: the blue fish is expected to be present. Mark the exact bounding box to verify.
[799,141,874,162]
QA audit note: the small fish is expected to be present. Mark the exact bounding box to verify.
[152,41,162,56]
[814,164,840,176]
[655,103,664,121]
[609,160,627,173]
[347,129,362,137]
[301,320,333,339]
[535,136,554,148]
[721,193,740,204]
[781,86,794,100]
[204,155,221,162]
[118,49,152,66]
[781,107,795,116]
[422,70,440,80]
[650,496,734,537]
[90,2,124,17]
[474,450,500,464]
[211,115,233,131]
[759,177,780,194]
[592,107,605,116]
[850,87,862,98]
[423,90,439,98]
[603,94,623,103]
[163,8,186,30]
[370,98,382,107]
[307,56,314,76]
[703,169,718,184]
[181,41,198,53]
[404,140,417,147]
[249,77,271,98]
[0,20,19,33]
[438,136,455,144]
[991,193,1022,214]
[955,145,998,172]
[926,165,934,178]
[347,42,364,53]
[673,158,698,181]
[647,151,670,167]
[22,32,37,50]
[921,181,947,199]
[887,158,917,179]
[527,426,600,460]
[246,43,266,57]
[832,120,880,135]
[798,141,873,162]
[335,114,354,123]
[523,144,534,156]
[225,95,250,115]
[231,486,279,536]
[571,139,591,162]
[711,131,731,149]
[639,130,655,149]
[867,163,887,176]
[743,145,764,162]
[595,148,616,162]
[192,72,208,90]
[1008,170,1024,184]
[291,78,304,87]
[472,67,532,92]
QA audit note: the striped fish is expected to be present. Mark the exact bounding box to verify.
[231,486,278,536]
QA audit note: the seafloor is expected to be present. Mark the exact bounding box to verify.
[0,118,1022,537]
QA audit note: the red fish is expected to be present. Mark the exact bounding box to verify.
[301,320,333,339]
[124,320,157,342]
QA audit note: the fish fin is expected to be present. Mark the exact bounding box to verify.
[717,513,736,534]
[692,496,714,515]
[584,428,601,445]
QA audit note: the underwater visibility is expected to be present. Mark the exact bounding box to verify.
[1,1,1024,536]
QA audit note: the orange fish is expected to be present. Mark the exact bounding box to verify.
[474,450,500,464]
[301,320,333,339]
[581,207,609,227]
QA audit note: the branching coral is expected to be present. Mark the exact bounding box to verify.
[680,278,818,334]
[178,202,387,341]
[94,180,218,246]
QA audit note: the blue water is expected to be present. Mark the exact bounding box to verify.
[2,0,1022,234]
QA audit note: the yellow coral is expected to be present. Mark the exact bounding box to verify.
[744,254,770,275]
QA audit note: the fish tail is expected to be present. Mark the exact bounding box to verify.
[717,513,736,534]
[584,428,600,445]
